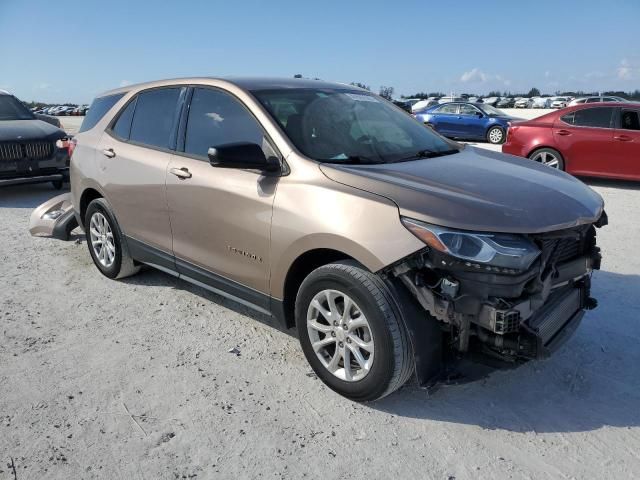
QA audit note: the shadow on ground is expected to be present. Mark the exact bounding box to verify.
[0,183,69,208]
[6,182,639,434]
[371,270,640,433]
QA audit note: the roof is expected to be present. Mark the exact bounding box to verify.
[99,76,358,97]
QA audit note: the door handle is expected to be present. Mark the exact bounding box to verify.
[614,135,632,142]
[170,167,192,179]
[556,129,571,136]
[102,148,116,158]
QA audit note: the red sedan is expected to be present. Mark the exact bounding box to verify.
[503,102,640,181]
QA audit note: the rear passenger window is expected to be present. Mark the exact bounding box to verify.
[129,88,183,149]
[561,112,575,125]
[183,88,264,160]
[79,93,124,133]
[572,107,614,128]
[435,104,458,114]
[111,98,137,140]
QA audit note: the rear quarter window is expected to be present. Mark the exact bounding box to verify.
[79,93,125,133]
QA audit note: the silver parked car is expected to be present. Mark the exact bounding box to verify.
[568,96,627,106]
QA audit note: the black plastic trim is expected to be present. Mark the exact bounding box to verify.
[126,236,176,272]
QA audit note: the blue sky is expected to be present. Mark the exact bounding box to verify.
[1,0,638,103]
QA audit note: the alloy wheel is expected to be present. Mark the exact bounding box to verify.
[532,151,560,168]
[89,212,116,268]
[306,289,374,382]
[488,128,504,144]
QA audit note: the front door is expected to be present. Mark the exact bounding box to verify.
[612,107,640,179]
[166,87,278,306]
[457,103,486,139]
[553,106,615,176]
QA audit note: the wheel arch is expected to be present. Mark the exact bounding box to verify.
[278,248,359,329]
[79,187,104,228]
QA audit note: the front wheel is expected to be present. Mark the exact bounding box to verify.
[295,261,414,401]
[528,147,565,170]
[486,126,505,144]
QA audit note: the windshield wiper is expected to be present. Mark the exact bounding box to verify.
[393,148,460,163]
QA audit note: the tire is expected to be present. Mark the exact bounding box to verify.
[295,261,414,401]
[85,198,140,279]
[52,179,64,190]
[486,126,505,144]
[528,147,565,171]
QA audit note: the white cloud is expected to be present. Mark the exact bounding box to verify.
[544,71,551,78]
[460,68,511,87]
[119,80,132,87]
[460,68,487,83]
[617,59,633,80]
[37,83,51,90]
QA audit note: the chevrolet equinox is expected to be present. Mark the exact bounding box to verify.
[70,78,606,401]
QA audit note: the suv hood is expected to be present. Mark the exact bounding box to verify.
[319,146,604,234]
[0,119,66,142]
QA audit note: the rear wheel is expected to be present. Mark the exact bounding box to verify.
[529,147,565,170]
[295,261,414,401]
[85,198,140,279]
[486,126,505,144]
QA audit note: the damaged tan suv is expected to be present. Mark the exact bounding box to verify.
[68,78,606,400]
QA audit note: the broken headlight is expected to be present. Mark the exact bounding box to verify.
[401,218,540,271]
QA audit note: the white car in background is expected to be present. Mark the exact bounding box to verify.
[438,96,465,104]
[481,96,500,106]
[568,96,627,106]
[411,99,439,112]
[514,97,530,108]
[550,96,570,108]
[530,97,551,108]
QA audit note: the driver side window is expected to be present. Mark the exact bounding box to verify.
[183,87,266,161]
[459,104,480,116]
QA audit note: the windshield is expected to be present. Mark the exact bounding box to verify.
[252,88,457,164]
[0,95,35,121]
[480,104,507,116]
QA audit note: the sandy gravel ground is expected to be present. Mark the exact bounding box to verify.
[0,116,639,479]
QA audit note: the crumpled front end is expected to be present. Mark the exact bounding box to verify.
[387,213,606,368]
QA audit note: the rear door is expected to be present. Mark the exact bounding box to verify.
[457,103,486,139]
[612,107,640,179]
[97,86,185,258]
[431,104,459,136]
[552,106,615,176]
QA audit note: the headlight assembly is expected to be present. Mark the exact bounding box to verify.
[401,217,540,272]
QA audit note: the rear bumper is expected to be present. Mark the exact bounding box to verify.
[29,192,78,240]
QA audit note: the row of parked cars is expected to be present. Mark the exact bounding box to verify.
[32,105,89,116]
[397,95,630,113]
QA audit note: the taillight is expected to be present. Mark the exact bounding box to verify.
[56,137,77,157]
[68,138,77,157]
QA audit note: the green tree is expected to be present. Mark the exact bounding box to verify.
[378,86,394,100]
[350,82,370,91]
[527,87,541,97]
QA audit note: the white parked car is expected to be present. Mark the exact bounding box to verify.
[550,97,570,109]
[438,96,465,104]
[481,96,500,106]
[567,96,627,106]
[411,99,439,112]
[530,97,551,108]
[514,98,530,108]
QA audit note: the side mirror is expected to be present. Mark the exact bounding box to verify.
[207,142,280,172]
[476,112,484,118]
